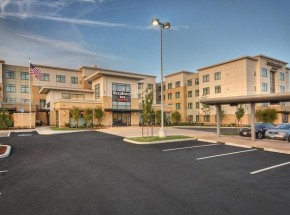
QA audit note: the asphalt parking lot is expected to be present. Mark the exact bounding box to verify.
[1,131,290,215]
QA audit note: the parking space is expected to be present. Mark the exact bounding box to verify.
[1,132,290,215]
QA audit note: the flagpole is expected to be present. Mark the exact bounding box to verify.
[29,58,32,129]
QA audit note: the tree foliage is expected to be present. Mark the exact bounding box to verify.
[0,109,13,130]
[235,104,247,125]
[142,91,154,126]
[84,108,93,128]
[71,106,81,128]
[171,111,181,124]
[256,108,277,123]
[94,107,104,125]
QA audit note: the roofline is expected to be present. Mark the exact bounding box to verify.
[85,69,155,82]
[0,60,5,63]
[198,56,257,71]
[81,66,156,79]
[35,64,79,72]
[255,54,288,64]
[39,86,94,94]
[164,70,196,78]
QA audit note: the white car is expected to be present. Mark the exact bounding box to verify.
[264,123,290,142]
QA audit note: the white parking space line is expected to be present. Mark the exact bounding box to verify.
[197,149,257,160]
[250,161,290,175]
[163,144,220,152]
[0,170,8,173]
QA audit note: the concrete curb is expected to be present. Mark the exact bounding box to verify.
[0,145,11,159]
[123,137,197,145]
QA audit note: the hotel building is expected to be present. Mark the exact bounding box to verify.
[0,54,289,128]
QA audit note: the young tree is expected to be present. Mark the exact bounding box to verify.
[235,104,247,126]
[142,91,154,136]
[94,107,104,126]
[256,108,277,123]
[171,111,181,125]
[84,108,93,128]
[0,109,13,130]
[71,106,81,128]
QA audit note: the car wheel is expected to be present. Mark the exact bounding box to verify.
[288,135,290,142]
[256,131,263,139]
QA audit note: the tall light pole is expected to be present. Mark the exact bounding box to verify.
[151,18,170,138]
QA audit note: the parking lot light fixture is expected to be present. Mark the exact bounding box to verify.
[151,18,170,138]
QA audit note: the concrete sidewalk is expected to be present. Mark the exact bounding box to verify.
[98,126,290,155]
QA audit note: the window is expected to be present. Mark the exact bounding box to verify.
[95,83,100,100]
[204,115,210,122]
[168,93,172,99]
[71,76,78,84]
[280,86,286,93]
[6,84,16,92]
[21,99,30,103]
[187,79,192,86]
[215,85,221,94]
[147,84,153,90]
[214,71,221,80]
[196,115,200,122]
[157,86,161,92]
[6,70,15,79]
[40,99,46,108]
[195,78,199,85]
[262,68,267,77]
[21,72,29,80]
[138,83,143,89]
[187,115,193,122]
[175,92,180,98]
[168,83,172,89]
[40,73,49,81]
[21,85,29,93]
[112,83,131,110]
[196,102,200,109]
[262,83,268,92]
[203,74,210,83]
[175,81,180,88]
[188,91,192,98]
[195,90,199,97]
[56,75,65,83]
[6,98,16,103]
[62,93,84,100]
[163,85,166,91]
[203,87,210,95]
[176,103,181,110]
[188,102,193,109]
[280,72,285,81]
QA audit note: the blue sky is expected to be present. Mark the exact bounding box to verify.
[0,0,290,78]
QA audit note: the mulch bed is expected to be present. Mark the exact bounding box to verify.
[0,145,7,155]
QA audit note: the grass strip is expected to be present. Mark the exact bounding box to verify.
[128,135,192,142]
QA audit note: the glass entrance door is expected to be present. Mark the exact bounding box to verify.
[113,112,131,126]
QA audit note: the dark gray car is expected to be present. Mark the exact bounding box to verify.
[239,123,275,139]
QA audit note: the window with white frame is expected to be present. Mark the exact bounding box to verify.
[21,85,29,93]
[71,76,78,84]
[188,91,192,98]
[176,103,181,110]
[280,86,286,92]
[195,78,199,85]
[280,72,285,81]
[56,75,65,83]
[196,102,200,109]
[196,115,200,122]
[262,83,268,92]
[175,92,180,98]
[214,71,221,80]
[204,115,210,122]
[21,72,29,80]
[195,90,199,97]
[215,85,221,94]
[6,98,16,103]
[188,102,193,109]
[95,83,100,100]
[40,73,49,81]
[21,99,30,103]
[262,68,267,77]
[187,79,192,86]
[168,83,172,89]
[5,70,15,79]
[6,84,16,92]
[203,87,210,95]
[168,93,172,99]
[175,81,180,88]
[203,74,210,83]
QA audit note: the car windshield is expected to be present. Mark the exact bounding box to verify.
[276,124,290,130]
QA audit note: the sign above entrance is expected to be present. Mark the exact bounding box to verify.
[112,91,131,102]
[266,60,283,70]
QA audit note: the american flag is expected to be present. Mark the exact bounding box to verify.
[30,63,42,80]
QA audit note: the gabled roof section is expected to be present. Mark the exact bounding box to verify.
[198,56,257,71]
[85,68,155,82]
[39,86,94,94]
[164,71,195,78]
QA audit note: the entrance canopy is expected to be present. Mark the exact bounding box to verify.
[200,92,290,141]
[200,92,290,105]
